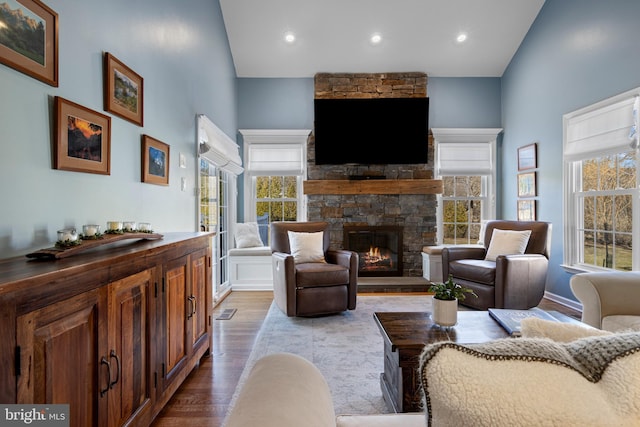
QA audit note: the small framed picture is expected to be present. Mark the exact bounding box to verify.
[104,52,143,126]
[518,200,536,221]
[142,135,169,185]
[517,143,537,171]
[0,0,58,86]
[54,96,111,175]
[517,172,536,198]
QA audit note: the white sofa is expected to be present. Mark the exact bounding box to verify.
[570,271,640,331]
[223,352,425,427]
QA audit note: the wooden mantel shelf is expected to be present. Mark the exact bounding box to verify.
[303,179,443,195]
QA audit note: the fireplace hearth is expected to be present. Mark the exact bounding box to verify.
[343,225,403,277]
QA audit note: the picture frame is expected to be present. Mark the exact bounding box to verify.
[54,96,111,175]
[104,52,143,126]
[517,143,537,171]
[518,200,536,221]
[142,135,169,185]
[517,172,536,197]
[0,0,59,86]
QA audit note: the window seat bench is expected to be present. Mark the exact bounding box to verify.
[229,246,273,291]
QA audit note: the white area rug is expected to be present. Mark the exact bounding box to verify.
[228,295,434,417]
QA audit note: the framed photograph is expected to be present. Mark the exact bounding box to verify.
[104,52,143,126]
[0,0,58,86]
[142,135,169,185]
[518,200,536,221]
[517,143,537,171]
[54,96,111,175]
[517,172,536,197]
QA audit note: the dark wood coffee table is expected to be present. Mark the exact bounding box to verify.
[373,311,509,413]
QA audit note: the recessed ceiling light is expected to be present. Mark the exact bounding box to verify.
[456,33,468,43]
[370,33,382,45]
[284,31,296,44]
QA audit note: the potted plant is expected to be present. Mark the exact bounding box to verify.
[428,274,477,327]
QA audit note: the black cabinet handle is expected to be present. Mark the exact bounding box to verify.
[109,350,120,389]
[100,357,111,397]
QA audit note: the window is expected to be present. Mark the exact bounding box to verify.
[441,176,485,244]
[432,128,502,246]
[240,130,310,245]
[563,90,639,272]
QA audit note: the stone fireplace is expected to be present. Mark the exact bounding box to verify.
[344,225,403,276]
[305,72,439,277]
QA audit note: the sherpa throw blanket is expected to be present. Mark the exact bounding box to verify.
[419,332,640,427]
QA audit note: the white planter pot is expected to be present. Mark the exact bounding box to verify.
[432,296,458,327]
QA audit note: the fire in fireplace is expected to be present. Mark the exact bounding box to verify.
[343,225,403,276]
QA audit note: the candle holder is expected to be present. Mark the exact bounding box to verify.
[57,228,78,242]
[55,228,81,248]
[123,221,136,232]
[82,224,102,239]
[106,221,123,234]
[137,222,152,232]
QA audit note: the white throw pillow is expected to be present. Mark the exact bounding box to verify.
[484,229,532,261]
[287,231,326,263]
[234,222,264,248]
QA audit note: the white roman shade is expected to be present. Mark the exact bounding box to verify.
[198,114,244,175]
[564,93,639,161]
[432,128,502,176]
[246,143,304,175]
[240,129,310,176]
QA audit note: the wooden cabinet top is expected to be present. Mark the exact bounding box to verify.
[0,232,213,310]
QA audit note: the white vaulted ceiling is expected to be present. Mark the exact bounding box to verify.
[219,0,545,78]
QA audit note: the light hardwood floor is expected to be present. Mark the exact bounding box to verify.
[151,291,581,427]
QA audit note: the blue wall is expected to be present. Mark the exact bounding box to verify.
[501,0,640,300]
[0,0,237,257]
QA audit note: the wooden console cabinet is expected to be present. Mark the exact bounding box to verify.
[0,232,213,427]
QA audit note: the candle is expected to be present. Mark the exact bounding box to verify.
[83,224,100,237]
[123,221,136,232]
[107,221,122,231]
[138,222,151,232]
[57,229,78,242]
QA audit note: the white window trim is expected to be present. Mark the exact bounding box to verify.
[562,87,640,273]
[432,128,502,245]
[240,129,310,222]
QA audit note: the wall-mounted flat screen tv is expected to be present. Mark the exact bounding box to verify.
[314,97,429,165]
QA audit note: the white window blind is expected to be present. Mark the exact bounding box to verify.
[198,114,244,175]
[564,95,638,161]
[437,142,493,175]
[246,144,304,175]
[432,128,501,176]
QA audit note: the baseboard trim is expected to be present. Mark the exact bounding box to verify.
[544,290,582,313]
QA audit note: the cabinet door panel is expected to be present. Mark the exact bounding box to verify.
[163,256,189,385]
[190,248,208,349]
[17,289,107,427]
[108,268,154,427]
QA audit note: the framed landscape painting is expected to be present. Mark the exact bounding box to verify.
[517,143,537,171]
[517,172,536,198]
[518,200,536,221]
[104,52,143,126]
[54,96,111,175]
[142,135,169,185]
[0,0,58,86]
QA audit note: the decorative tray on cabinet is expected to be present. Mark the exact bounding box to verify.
[25,232,164,260]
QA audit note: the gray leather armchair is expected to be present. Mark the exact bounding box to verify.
[442,220,552,310]
[270,221,358,317]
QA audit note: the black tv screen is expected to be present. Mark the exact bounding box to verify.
[314,97,429,165]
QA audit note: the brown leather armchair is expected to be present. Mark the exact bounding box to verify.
[441,220,552,310]
[270,221,358,317]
